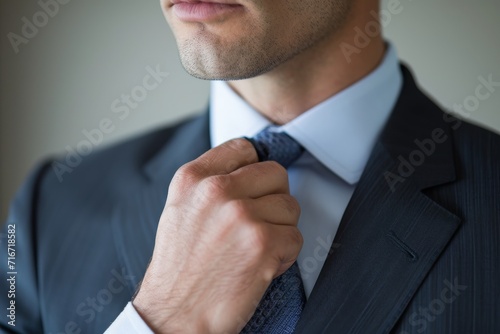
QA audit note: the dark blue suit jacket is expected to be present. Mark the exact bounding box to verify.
[1,66,499,333]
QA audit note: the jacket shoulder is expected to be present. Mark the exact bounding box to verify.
[447,114,500,162]
[46,114,201,188]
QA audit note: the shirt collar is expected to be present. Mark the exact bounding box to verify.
[210,43,402,185]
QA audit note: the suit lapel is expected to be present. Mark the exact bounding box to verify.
[295,66,462,333]
[110,112,211,294]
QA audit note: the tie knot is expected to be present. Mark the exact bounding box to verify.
[246,126,304,168]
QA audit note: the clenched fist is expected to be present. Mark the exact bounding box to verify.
[132,138,303,333]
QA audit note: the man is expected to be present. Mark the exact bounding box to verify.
[1,0,499,333]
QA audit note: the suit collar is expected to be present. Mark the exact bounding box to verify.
[380,65,456,190]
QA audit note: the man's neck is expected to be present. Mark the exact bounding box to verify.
[227,3,385,125]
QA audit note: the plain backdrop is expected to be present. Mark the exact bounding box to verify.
[1,0,499,221]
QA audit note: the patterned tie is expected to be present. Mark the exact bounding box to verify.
[241,126,306,334]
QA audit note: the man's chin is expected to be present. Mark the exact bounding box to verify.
[178,54,255,81]
[178,47,285,81]
[181,66,247,81]
[181,62,274,81]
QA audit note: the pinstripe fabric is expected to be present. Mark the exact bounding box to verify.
[392,122,500,333]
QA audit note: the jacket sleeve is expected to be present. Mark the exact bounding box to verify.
[0,161,52,334]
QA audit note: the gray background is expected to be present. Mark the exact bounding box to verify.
[1,0,499,220]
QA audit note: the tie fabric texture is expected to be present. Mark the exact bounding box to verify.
[241,126,306,334]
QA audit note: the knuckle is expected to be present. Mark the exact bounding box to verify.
[175,162,202,183]
[240,221,269,254]
[225,199,249,221]
[199,175,230,197]
[281,195,301,217]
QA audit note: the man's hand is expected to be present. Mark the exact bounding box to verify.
[132,138,303,334]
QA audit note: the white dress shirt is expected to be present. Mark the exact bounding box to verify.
[106,43,402,333]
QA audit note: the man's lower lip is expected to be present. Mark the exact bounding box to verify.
[172,2,243,21]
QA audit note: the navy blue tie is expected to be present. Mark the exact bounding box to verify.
[241,126,306,334]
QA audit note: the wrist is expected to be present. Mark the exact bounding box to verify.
[132,288,207,334]
[132,290,172,333]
